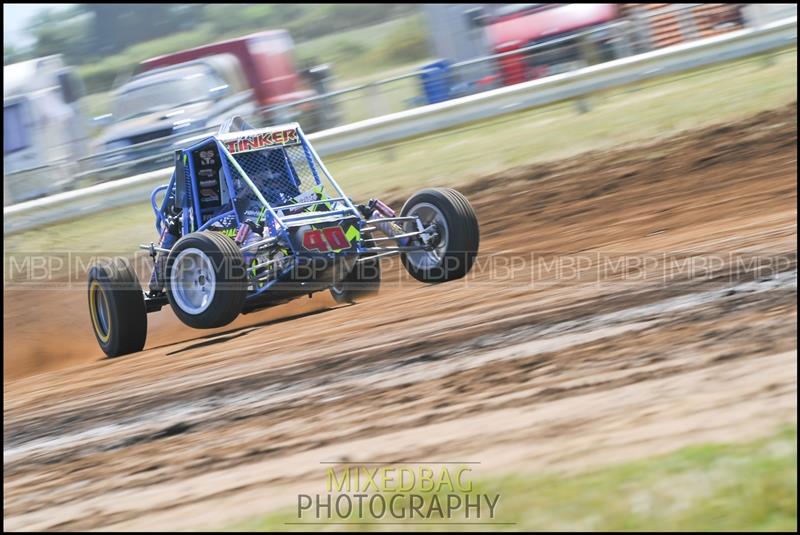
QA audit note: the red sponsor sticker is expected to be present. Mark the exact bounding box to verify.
[302,226,351,252]
[224,129,299,154]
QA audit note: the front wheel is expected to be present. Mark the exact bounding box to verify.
[87,257,147,358]
[400,188,480,283]
[166,231,248,329]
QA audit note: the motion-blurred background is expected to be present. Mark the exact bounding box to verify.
[3,3,796,205]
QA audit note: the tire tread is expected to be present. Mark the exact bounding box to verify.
[399,188,479,282]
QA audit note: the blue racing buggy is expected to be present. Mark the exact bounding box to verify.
[87,117,479,357]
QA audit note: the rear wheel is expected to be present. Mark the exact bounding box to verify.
[400,188,479,283]
[166,231,248,328]
[330,253,381,304]
[87,257,147,358]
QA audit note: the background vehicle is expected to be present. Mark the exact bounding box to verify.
[137,30,338,132]
[486,3,620,84]
[90,30,339,180]
[420,3,751,101]
[93,54,258,178]
[3,55,89,205]
[87,117,479,357]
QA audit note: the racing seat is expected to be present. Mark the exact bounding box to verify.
[241,147,302,207]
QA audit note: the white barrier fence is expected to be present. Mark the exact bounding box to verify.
[3,16,796,235]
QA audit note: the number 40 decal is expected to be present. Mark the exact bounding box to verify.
[302,226,351,252]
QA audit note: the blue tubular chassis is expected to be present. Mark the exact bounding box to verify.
[87,115,477,358]
[141,119,434,312]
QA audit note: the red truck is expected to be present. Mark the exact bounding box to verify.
[91,29,336,181]
[137,30,335,130]
[483,4,746,86]
[485,4,620,85]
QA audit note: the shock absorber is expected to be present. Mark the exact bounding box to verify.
[366,199,410,246]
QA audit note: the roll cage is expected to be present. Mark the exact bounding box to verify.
[151,120,363,245]
[143,117,436,305]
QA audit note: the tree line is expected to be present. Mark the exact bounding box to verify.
[4,4,419,66]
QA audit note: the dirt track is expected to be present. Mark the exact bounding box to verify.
[3,104,797,530]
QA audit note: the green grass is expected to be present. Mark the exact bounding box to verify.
[323,47,797,200]
[227,425,797,531]
[294,14,430,83]
[332,73,424,125]
[81,91,113,136]
[5,46,796,255]
[294,14,431,124]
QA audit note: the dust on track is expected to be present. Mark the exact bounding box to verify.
[3,103,797,531]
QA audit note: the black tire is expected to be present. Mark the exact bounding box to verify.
[165,231,247,329]
[330,252,381,304]
[400,188,480,283]
[87,257,147,358]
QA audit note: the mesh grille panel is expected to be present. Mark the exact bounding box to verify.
[233,145,327,206]
[226,143,347,227]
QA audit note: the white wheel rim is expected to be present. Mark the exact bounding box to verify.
[405,202,449,271]
[170,248,216,315]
